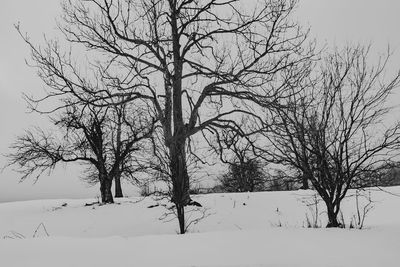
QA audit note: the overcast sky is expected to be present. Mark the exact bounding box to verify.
[1,0,400,202]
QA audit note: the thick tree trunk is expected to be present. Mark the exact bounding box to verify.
[325,201,341,228]
[114,174,123,198]
[300,174,309,189]
[171,147,191,204]
[176,203,185,234]
[99,172,114,204]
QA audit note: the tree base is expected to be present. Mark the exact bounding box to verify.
[187,199,202,207]
[326,222,344,228]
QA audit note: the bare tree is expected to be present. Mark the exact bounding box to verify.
[259,45,400,227]
[17,0,314,233]
[7,101,153,204]
[219,159,266,192]
[213,129,267,192]
[82,101,155,198]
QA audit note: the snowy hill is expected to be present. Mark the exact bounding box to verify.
[1,187,400,266]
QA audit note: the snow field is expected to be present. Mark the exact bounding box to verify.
[1,187,400,266]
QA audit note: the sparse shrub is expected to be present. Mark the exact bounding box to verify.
[302,193,323,228]
[218,159,267,193]
[350,190,374,229]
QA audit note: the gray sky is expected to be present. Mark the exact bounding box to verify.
[1,0,400,202]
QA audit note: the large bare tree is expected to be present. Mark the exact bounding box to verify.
[17,0,314,233]
[260,45,400,227]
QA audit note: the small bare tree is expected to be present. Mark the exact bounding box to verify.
[260,45,400,227]
[7,101,153,204]
[214,129,267,192]
[219,159,266,192]
[82,101,155,198]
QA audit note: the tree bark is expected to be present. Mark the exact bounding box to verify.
[171,146,191,202]
[300,173,309,189]
[325,202,341,228]
[114,174,123,198]
[99,172,114,204]
[176,203,185,234]
[170,140,191,234]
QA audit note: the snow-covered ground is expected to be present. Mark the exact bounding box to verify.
[1,187,400,267]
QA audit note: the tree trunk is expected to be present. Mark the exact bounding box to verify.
[170,140,191,234]
[301,173,309,189]
[114,174,123,198]
[99,172,114,204]
[177,203,185,234]
[114,111,123,199]
[325,202,341,228]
